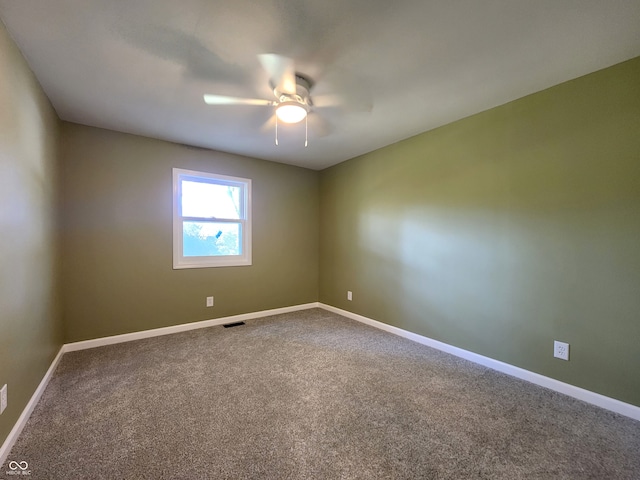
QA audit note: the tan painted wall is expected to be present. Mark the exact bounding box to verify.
[319,57,640,406]
[59,123,319,343]
[0,22,62,446]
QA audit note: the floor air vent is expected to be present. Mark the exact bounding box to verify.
[223,321,246,328]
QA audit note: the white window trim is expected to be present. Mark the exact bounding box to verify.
[173,168,252,269]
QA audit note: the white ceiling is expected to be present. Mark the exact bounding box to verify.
[1,1,639,170]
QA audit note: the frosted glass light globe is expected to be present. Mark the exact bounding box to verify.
[276,102,307,123]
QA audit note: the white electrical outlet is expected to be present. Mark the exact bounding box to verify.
[554,341,570,361]
[1,384,7,415]
[347,291,353,301]
[206,296,214,307]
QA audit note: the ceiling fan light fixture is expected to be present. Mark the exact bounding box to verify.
[276,101,308,123]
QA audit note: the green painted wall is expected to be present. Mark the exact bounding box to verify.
[0,22,63,446]
[319,57,640,406]
[59,123,319,343]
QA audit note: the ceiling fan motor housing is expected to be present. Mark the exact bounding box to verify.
[273,74,313,110]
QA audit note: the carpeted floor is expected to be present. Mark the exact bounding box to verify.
[2,308,639,479]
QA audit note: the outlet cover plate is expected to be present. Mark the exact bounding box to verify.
[347,291,352,301]
[0,384,7,414]
[206,296,214,307]
[554,341,570,361]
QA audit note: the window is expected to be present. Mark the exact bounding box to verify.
[173,168,251,268]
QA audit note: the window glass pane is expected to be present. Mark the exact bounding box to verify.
[181,180,241,219]
[183,222,241,257]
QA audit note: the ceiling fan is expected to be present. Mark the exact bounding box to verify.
[203,54,341,145]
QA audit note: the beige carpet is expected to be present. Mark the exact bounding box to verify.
[2,308,639,479]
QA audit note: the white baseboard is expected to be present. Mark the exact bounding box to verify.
[64,302,320,352]
[319,303,640,422]
[3,300,636,467]
[0,346,65,467]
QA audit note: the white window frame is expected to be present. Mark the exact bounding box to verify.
[173,168,252,269]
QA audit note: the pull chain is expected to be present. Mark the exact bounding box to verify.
[274,113,309,147]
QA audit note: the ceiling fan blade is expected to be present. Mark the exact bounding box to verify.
[312,69,374,113]
[308,112,331,138]
[203,94,274,106]
[260,114,277,134]
[311,94,342,109]
[258,54,297,95]
[313,92,373,113]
